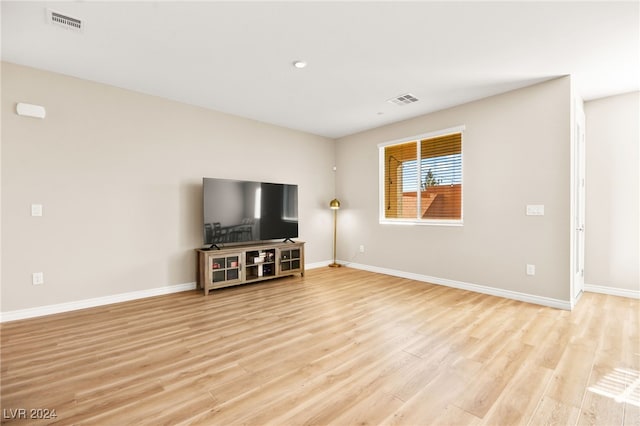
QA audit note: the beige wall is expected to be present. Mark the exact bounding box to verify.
[584,92,639,292]
[1,62,336,312]
[336,77,572,302]
[2,61,634,315]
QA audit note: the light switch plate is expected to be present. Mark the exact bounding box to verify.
[526,204,544,216]
[31,204,43,217]
[32,272,44,285]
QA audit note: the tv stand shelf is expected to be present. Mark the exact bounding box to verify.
[196,241,304,295]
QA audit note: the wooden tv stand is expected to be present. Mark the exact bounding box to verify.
[195,241,305,295]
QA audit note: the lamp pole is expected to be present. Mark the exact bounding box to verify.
[329,198,341,267]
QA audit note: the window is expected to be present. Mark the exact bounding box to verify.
[379,126,464,225]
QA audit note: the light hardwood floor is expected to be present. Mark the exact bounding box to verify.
[1,267,638,425]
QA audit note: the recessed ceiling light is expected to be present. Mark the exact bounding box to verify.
[293,60,307,69]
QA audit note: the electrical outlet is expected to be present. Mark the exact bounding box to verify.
[359,245,365,253]
[32,272,44,285]
[526,264,536,276]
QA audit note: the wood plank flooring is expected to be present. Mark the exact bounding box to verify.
[1,267,638,425]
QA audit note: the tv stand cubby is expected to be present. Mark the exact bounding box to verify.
[196,241,305,295]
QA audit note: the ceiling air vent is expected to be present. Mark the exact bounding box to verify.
[46,9,83,32]
[387,93,419,106]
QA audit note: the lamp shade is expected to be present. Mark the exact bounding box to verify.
[329,198,341,210]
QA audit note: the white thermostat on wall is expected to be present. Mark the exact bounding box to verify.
[16,103,46,119]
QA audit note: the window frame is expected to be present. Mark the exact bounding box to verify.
[378,125,465,226]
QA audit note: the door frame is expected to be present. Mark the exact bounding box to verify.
[571,99,586,306]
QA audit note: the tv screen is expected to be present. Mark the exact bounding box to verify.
[203,178,298,246]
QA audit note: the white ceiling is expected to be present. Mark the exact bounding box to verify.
[2,1,638,138]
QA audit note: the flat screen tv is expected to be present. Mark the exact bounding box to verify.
[203,177,298,248]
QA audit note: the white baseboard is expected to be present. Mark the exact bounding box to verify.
[1,261,332,322]
[2,259,585,322]
[0,282,197,323]
[340,261,572,310]
[585,283,640,299]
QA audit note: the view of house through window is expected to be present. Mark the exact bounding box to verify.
[381,128,463,224]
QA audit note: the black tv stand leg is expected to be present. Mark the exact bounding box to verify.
[283,238,295,243]
[209,244,222,250]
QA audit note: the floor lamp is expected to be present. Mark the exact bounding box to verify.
[329,198,341,267]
